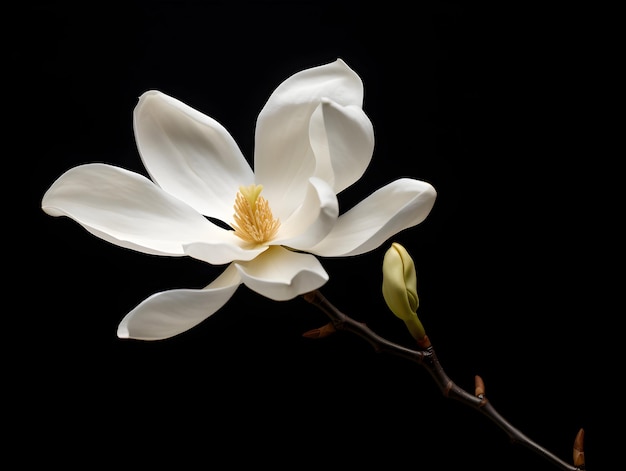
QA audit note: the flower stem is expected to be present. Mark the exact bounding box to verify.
[301,289,585,471]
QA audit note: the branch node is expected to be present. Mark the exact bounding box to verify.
[417,334,431,349]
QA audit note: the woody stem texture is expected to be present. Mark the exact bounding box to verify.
[301,289,586,471]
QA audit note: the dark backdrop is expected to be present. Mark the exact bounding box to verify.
[25,1,615,469]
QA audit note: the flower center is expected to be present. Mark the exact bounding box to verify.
[232,184,280,244]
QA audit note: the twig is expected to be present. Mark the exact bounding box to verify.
[302,289,585,471]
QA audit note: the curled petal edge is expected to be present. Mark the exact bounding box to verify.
[274,177,339,251]
[309,178,437,257]
[234,246,329,301]
[117,265,242,341]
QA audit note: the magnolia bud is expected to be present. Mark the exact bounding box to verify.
[382,242,426,340]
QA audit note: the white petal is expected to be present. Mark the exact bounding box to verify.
[273,177,338,250]
[134,91,254,222]
[310,99,374,194]
[254,59,364,218]
[235,246,328,301]
[184,239,269,264]
[117,265,242,340]
[309,178,437,257]
[42,163,228,256]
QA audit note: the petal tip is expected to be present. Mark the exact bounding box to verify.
[116,321,130,339]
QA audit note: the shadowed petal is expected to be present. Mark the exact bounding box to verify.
[309,178,437,257]
[310,99,374,194]
[235,246,328,301]
[135,90,254,222]
[117,265,242,340]
[184,239,269,264]
[273,177,338,250]
[42,163,230,256]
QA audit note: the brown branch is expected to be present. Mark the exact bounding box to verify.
[302,289,585,471]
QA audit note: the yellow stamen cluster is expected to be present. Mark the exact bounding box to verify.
[232,184,280,244]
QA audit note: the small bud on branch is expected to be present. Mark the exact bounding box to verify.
[474,375,485,398]
[302,322,336,339]
[382,242,426,341]
[573,428,585,468]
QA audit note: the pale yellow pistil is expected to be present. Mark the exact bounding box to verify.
[232,184,280,244]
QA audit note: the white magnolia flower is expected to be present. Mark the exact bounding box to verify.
[42,59,436,341]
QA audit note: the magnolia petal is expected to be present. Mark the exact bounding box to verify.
[309,178,437,257]
[273,177,338,250]
[117,265,242,341]
[235,246,328,301]
[184,239,269,265]
[134,90,254,222]
[42,163,228,256]
[310,99,374,194]
[254,59,364,218]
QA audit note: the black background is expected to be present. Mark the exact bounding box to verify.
[24,1,617,469]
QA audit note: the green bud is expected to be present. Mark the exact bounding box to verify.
[382,242,426,340]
